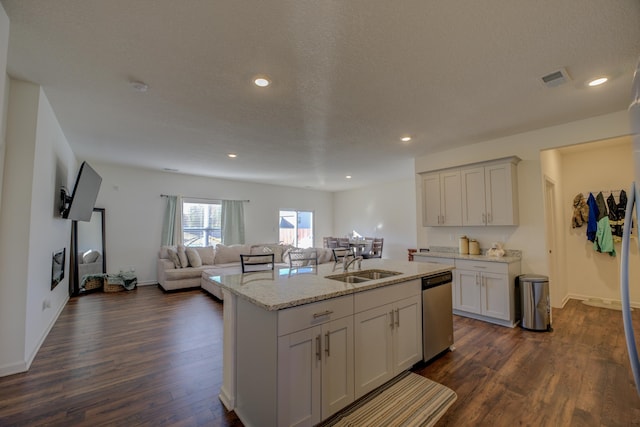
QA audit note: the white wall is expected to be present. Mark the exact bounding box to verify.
[91,162,334,283]
[0,5,8,210]
[333,178,417,260]
[415,110,631,307]
[557,137,640,304]
[0,79,77,375]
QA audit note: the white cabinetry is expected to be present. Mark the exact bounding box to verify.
[461,160,519,226]
[422,171,462,226]
[277,296,354,426]
[453,259,521,327]
[421,156,519,227]
[353,280,422,399]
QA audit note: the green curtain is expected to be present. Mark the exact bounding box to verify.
[161,195,183,246]
[221,200,245,245]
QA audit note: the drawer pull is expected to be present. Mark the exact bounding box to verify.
[473,265,487,269]
[313,310,334,318]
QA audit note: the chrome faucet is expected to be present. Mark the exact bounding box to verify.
[343,255,363,272]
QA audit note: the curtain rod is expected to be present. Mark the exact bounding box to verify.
[160,194,250,202]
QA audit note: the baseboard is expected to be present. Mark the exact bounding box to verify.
[566,293,640,309]
[0,293,69,377]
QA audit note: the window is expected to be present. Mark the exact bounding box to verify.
[279,210,314,248]
[182,200,222,247]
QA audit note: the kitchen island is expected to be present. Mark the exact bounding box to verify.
[211,258,453,427]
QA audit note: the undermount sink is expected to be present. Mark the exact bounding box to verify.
[352,269,402,280]
[325,269,402,283]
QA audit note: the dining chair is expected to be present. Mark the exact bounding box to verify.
[332,247,354,262]
[240,253,275,273]
[364,238,383,259]
[288,249,318,267]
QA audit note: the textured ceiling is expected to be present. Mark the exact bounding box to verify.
[2,0,639,191]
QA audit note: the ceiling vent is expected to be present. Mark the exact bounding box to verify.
[541,68,571,88]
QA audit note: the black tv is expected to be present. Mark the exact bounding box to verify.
[60,162,102,222]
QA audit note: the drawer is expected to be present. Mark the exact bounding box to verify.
[354,279,420,313]
[278,295,353,336]
[455,259,507,274]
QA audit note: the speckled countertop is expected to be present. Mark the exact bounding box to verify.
[413,246,522,264]
[208,258,453,311]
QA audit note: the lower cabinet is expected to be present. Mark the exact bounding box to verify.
[277,316,354,426]
[353,281,422,399]
[453,259,521,326]
[233,281,423,427]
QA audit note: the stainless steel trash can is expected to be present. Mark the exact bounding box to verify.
[518,274,550,331]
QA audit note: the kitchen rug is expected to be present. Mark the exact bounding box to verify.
[319,371,457,427]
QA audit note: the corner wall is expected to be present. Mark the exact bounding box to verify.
[333,177,417,260]
[0,79,77,376]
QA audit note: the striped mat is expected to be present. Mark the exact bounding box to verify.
[319,371,457,427]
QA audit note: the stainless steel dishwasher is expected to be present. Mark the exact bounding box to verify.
[422,271,454,362]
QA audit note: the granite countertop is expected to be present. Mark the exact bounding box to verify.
[413,246,521,264]
[208,258,453,311]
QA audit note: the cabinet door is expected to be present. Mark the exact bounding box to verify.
[461,167,486,225]
[455,269,481,314]
[481,272,510,320]
[393,295,423,373]
[484,163,517,225]
[354,304,394,399]
[322,317,354,419]
[278,327,321,427]
[440,171,462,226]
[423,173,442,226]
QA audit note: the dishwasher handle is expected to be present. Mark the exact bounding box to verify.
[422,272,453,289]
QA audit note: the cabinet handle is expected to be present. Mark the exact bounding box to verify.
[316,335,321,361]
[475,274,479,286]
[389,310,395,329]
[313,310,333,318]
[325,331,330,356]
[482,213,486,224]
[473,265,487,269]
[487,212,492,223]
[395,308,400,327]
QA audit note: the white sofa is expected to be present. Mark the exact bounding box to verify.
[157,243,333,296]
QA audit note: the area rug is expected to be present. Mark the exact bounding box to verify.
[319,371,457,427]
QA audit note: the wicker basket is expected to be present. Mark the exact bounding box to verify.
[104,275,125,293]
[82,275,104,291]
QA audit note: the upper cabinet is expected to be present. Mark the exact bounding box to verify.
[422,156,520,227]
[422,170,462,226]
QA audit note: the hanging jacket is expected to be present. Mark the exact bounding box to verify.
[594,216,616,257]
[595,192,608,221]
[586,193,598,242]
[607,193,622,242]
[571,193,589,228]
[616,190,628,238]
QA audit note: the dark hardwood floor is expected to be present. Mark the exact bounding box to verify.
[0,286,639,426]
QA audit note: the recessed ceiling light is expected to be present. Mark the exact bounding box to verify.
[130,81,149,92]
[254,76,271,87]
[588,77,608,87]
[401,136,412,142]
[228,153,237,158]
[345,175,352,179]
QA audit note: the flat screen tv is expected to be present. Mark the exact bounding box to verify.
[61,161,102,222]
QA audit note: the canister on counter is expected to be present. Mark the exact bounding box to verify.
[469,239,480,255]
[459,236,469,254]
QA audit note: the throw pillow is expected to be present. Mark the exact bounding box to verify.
[186,248,202,267]
[83,250,100,264]
[167,249,182,268]
[214,244,251,264]
[177,245,189,267]
[195,246,215,265]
